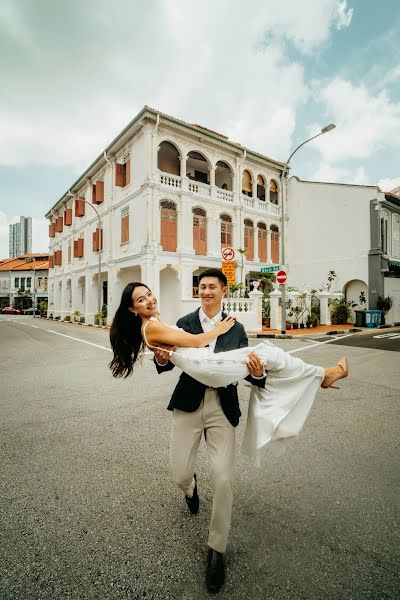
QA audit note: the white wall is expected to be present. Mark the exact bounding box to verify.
[384,277,400,324]
[287,177,377,292]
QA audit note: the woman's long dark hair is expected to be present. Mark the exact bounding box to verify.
[109,282,150,378]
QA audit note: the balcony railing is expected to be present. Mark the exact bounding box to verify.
[216,189,234,203]
[160,173,181,188]
[188,180,210,197]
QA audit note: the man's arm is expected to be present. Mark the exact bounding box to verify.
[238,325,267,388]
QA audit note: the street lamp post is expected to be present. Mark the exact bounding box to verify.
[280,124,336,335]
[65,193,103,317]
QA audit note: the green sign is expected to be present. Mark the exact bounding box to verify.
[260,266,280,273]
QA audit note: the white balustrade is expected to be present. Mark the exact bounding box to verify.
[160,173,182,188]
[269,203,280,216]
[242,195,254,208]
[216,188,234,203]
[188,181,210,197]
[223,298,253,313]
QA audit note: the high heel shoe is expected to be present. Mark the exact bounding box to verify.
[321,357,348,389]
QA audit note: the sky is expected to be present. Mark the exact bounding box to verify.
[0,0,399,257]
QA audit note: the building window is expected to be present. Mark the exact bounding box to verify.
[270,180,279,204]
[27,277,32,289]
[220,213,232,248]
[242,170,252,197]
[92,228,103,252]
[193,208,207,256]
[215,161,233,190]
[55,216,63,233]
[270,225,280,263]
[257,175,266,201]
[20,277,26,291]
[116,154,131,187]
[258,222,267,262]
[74,238,84,259]
[75,197,86,217]
[380,210,390,255]
[49,222,56,237]
[187,151,209,183]
[160,201,177,252]
[158,142,180,175]
[15,277,19,288]
[64,208,73,226]
[54,251,62,266]
[244,219,254,260]
[121,207,129,243]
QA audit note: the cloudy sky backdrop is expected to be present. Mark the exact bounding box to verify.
[1,0,399,256]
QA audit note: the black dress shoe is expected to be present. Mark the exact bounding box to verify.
[206,548,225,594]
[185,473,199,514]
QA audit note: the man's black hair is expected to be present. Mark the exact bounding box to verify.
[198,268,228,287]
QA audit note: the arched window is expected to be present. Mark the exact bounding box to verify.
[257,175,266,201]
[160,201,177,252]
[242,170,252,197]
[193,208,207,256]
[270,179,279,204]
[158,141,180,175]
[187,151,209,183]
[392,213,400,258]
[244,219,254,260]
[216,161,233,191]
[270,225,280,264]
[258,222,267,262]
[220,214,232,248]
[380,209,390,255]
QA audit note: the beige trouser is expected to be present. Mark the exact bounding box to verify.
[170,389,235,554]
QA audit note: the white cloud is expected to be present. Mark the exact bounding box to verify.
[377,177,400,192]
[312,163,370,185]
[0,0,353,168]
[309,77,400,162]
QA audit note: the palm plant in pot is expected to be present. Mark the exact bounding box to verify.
[376,295,393,325]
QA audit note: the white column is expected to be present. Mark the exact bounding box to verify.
[143,124,153,182]
[266,178,271,204]
[179,198,194,254]
[60,278,68,319]
[180,260,194,300]
[180,154,188,191]
[141,256,160,309]
[71,275,79,315]
[252,177,257,199]
[208,217,220,258]
[253,225,260,262]
[248,289,263,332]
[233,207,241,249]
[270,289,282,331]
[107,268,125,324]
[53,279,61,317]
[318,291,331,325]
[85,273,98,325]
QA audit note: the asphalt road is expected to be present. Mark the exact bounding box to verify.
[0,316,399,600]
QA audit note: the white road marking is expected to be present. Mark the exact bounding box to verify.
[287,334,357,354]
[45,329,112,352]
[31,326,39,329]
[373,333,400,339]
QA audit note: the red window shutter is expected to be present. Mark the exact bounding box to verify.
[75,198,85,217]
[78,238,84,258]
[271,232,280,263]
[161,208,177,251]
[54,250,62,266]
[258,228,267,262]
[92,183,97,204]
[244,226,254,260]
[116,163,124,187]
[49,255,54,268]
[49,223,55,238]
[92,230,98,252]
[121,216,129,243]
[64,208,72,226]
[193,215,207,255]
[125,160,130,186]
[56,216,63,233]
[73,240,79,258]
[95,181,104,203]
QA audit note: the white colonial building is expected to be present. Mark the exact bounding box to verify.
[45,106,285,326]
[287,177,400,324]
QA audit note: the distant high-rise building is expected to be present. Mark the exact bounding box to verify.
[9,216,32,258]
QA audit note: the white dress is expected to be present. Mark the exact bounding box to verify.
[145,320,324,459]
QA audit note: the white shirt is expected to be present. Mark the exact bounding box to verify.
[199,306,222,352]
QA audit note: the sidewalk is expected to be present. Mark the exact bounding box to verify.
[248,323,400,339]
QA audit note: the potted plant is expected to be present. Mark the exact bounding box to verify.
[331,298,357,324]
[94,311,102,325]
[101,304,108,326]
[64,315,71,322]
[354,291,367,327]
[376,295,393,325]
[262,297,270,328]
[286,321,292,330]
[39,300,48,318]
[72,310,81,323]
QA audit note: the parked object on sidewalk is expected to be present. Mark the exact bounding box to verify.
[355,310,367,327]
[23,307,40,315]
[365,310,383,328]
[2,306,23,314]
[376,296,393,325]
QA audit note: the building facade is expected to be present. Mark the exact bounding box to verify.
[9,216,32,258]
[0,253,49,310]
[287,177,400,324]
[45,107,285,326]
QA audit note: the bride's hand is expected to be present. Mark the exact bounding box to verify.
[214,315,236,336]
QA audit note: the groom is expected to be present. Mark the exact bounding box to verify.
[153,268,266,593]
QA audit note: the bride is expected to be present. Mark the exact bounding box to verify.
[109,282,348,458]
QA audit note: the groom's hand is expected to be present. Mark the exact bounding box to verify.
[153,344,176,366]
[247,352,264,377]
